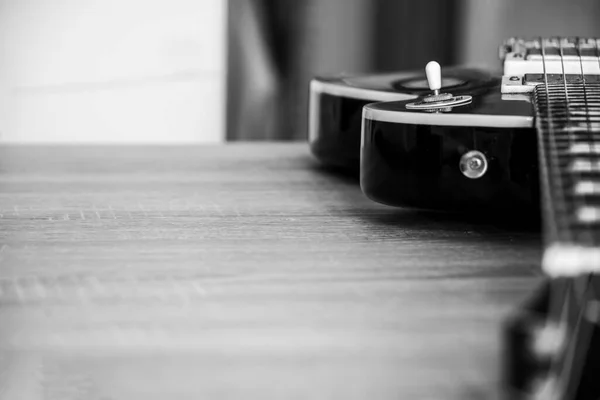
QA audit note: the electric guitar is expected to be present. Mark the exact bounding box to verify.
[359,37,600,399]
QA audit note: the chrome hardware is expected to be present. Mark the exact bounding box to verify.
[459,150,488,179]
[500,37,600,94]
[406,61,472,111]
[501,37,600,61]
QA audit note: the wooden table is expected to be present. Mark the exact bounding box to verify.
[0,144,542,399]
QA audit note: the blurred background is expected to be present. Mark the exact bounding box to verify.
[0,0,599,143]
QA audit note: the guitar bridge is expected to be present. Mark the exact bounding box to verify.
[499,37,600,93]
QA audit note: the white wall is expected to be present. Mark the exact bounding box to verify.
[0,0,226,143]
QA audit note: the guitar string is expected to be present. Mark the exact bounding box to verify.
[563,38,593,258]
[538,37,561,245]
[553,37,575,399]
[540,37,571,322]
[590,37,600,331]
[554,37,600,400]
[594,38,600,253]
[556,37,574,245]
[573,38,598,318]
[555,36,600,400]
[575,38,595,247]
[558,275,595,400]
[538,37,572,397]
[542,37,594,398]
[539,36,564,322]
[555,38,596,399]
[594,39,600,296]
[558,37,577,227]
[580,38,600,313]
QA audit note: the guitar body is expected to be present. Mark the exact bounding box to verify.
[361,77,541,218]
[309,69,498,173]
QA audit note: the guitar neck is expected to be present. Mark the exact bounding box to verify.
[500,37,600,399]
[535,81,600,276]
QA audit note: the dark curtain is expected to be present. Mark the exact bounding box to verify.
[371,1,459,72]
[226,0,460,141]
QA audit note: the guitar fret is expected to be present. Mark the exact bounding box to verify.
[541,90,600,94]
[539,124,600,130]
[538,106,600,110]
[538,97,600,102]
[541,131,600,138]
[576,206,600,223]
[570,159,600,173]
[541,101,600,104]
[537,109,600,112]
[544,141,600,146]
[540,105,600,109]
[548,162,600,174]
[567,116,600,120]
[540,94,600,97]
[568,143,600,154]
[540,95,600,98]
[573,181,600,196]
[538,104,600,108]
[540,88,600,91]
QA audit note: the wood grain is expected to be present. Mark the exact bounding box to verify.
[0,144,542,399]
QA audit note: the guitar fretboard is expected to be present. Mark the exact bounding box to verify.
[535,82,600,275]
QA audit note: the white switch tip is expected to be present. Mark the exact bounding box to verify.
[425,61,442,91]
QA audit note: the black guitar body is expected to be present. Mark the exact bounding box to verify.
[309,90,369,173]
[309,69,498,173]
[360,79,542,219]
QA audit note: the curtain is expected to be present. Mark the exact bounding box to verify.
[226,0,460,141]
